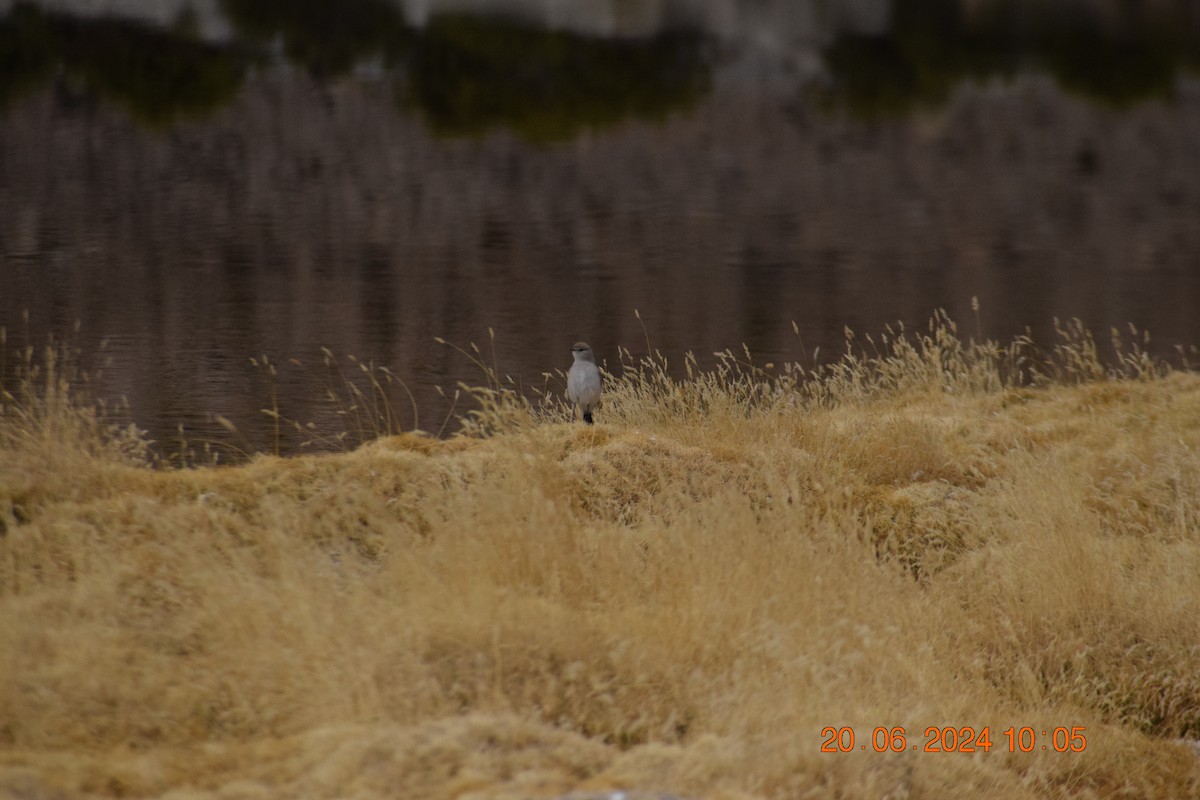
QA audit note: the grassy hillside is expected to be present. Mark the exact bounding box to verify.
[2,316,1199,799]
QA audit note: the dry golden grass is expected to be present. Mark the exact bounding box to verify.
[2,315,1200,799]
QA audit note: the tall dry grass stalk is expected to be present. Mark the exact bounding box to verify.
[247,348,419,456]
[2,311,1199,800]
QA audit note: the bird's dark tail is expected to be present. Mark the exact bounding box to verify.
[582,411,594,425]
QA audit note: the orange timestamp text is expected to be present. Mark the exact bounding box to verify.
[820,725,1087,754]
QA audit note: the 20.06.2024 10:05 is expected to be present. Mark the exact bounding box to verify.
[820,725,1087,753]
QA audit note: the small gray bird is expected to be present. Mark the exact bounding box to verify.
[567,341,602,424]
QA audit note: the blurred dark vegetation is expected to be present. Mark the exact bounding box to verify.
[0,3,253,126]
[823,0,1200,119]
[0,0,709,138]
[219,0,411,78]
[2,0,1198,133]
[404,14,710,140]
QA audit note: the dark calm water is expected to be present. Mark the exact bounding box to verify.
[2,0,1200,456]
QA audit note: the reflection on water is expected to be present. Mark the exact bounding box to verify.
[2,0,1199,455]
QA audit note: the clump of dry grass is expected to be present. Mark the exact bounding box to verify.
[2,312,1199,800]
[0,327,151,468]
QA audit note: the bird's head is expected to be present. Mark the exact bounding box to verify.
[571,342,595,363]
